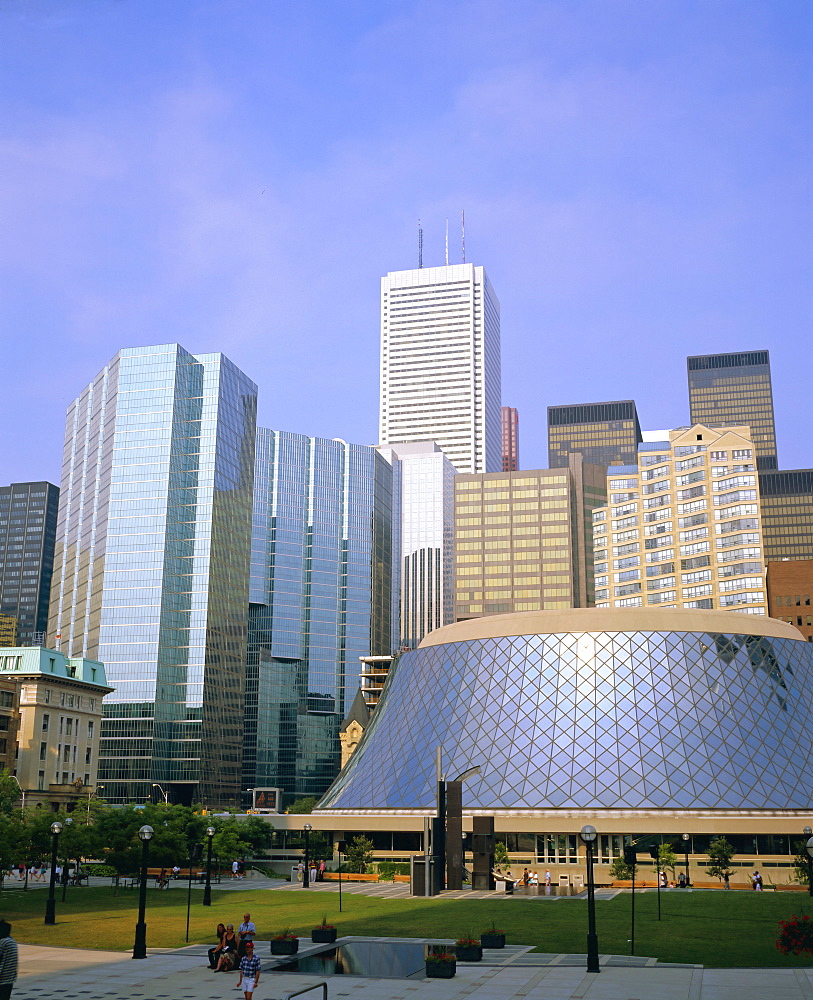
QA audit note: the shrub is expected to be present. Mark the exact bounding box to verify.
[777,915,813,956]
[83,864,118,877]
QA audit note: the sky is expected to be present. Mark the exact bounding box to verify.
[0,0,811,484]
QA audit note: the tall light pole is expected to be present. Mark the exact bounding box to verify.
[202,826,215,906]
[303,824,312,888]
[681,834,691,887]
[132,825,154,959]
[805,829,813,897]
[152,783,169,804]
[10,774,24,814]
[87,785,103,823]
[44,821,62,925]
[579,825,600,975]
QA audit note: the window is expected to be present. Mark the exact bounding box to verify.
[39,741,46,760]
[41,714,49,732]
[87,720,94,739]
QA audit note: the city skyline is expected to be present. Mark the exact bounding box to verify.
[0,1,810,484]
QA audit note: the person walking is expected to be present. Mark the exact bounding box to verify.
[318,859,326,882]
[231,859,240,880]
[723,872,731,890]
[236,940,261,1000]
[0,920,18,1000]
[237,913,256,958]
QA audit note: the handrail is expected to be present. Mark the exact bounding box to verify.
[282,983,328,1000]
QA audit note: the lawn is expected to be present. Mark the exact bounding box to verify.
[0,885,811,968]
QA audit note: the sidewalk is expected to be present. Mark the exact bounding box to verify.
[9,941,813,1000]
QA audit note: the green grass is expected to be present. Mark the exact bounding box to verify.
[0,885,811,968]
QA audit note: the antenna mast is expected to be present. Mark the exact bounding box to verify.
[461,209,465,263]
[445,219,449,265]
[418,219,423,268]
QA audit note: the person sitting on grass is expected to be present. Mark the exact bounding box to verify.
[236,940,261,1000]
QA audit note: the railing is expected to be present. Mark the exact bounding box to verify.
[282,983,328,1000]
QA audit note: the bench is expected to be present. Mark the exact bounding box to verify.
[322,872,380,882]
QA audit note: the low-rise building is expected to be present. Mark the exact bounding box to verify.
[0,676,18,774]
[0,647,112,810]
[767,560,813,642]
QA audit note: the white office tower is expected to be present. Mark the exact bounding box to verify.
[379,264,502,475]
[378,443,456,649]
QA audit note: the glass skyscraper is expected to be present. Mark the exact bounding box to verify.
[759,469,813,561]
[687,350,778,471]
[379,263,502,474]
[48,344,257,809]
[548,401,642,469]
[245,429,394,803]
[0,482,59,646]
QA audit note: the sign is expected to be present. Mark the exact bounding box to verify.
[251,787,282,813]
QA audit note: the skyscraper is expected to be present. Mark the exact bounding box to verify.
[592,424,767,616]
[687,350,778,470]
[379,263,501,474]
[245,429,394,802]
[548,401,642,469]
[758,469,813,561]
[378,442,455,649]
[501,406,519,471]
[453,454,606,619]
[0,482,59,645]
[49,344,257,808]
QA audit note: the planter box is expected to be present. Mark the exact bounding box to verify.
[270,938,299,955]
[425,960,456,978]
[480,933,505,949]
[311,928,337,943]
[455,944,482,962]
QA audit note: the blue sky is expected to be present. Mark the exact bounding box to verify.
[1,0,810,482]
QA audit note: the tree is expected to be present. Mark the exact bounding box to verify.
[705,836,735,883]
[792,840,812,887]
[345,835,374,873]
[658,844,678,881]
[287,797,317,815]
[0,769,21,816]
[493,840,510,868]
[608,856,638,881]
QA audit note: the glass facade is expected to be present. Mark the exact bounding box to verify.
[547,401,641,469]
[687,351,777,471]
[245,429,394,803]
[501,406,519,472]
[0,482,59,645]
[49,344,257,808]
[759,470,813,561]
[319,616,813,812]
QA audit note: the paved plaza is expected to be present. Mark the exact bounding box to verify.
[7,939,813,1000]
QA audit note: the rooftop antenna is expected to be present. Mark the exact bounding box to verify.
[418,219,423,268]
[445,218,449,265]
[461,209,465,263]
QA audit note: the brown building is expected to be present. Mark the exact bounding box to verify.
[548,400,642,470]
[767,560,813,642]
[501,406,519,472]
[0,614,17,647]
[454,454,606,620]
[0,676,19,775]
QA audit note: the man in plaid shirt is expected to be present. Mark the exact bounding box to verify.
[236,940,261,999]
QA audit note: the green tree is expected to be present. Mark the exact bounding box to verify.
[608,856,638,880]
[705,836,736,883]
[658,844,678,880]
[345,835,374,873]
[0,769,21,816]
[792,840,813,887]
[307,831,331,863]
[493,840,510,868]
[287,796,317,814]
[0,814,25,876]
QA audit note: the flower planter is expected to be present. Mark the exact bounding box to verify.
[425,960,456,978]
[480,933,505,949]
[271,938,299,955]
[311,927,337,943]
[455,944,482,962]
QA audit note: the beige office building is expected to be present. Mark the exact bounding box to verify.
[1,646,112,810]
[593,425,767,615]
[453,455,606,620]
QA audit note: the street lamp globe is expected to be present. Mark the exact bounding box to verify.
[682,833,689,842]
[138,825,154,842]
[806,837,813,860]
[50,821,63,835]
[579,824,597,844]
[304,823,312,832]
[206,826,216,838]
[804,826,812,837]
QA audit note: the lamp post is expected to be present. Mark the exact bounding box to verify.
[44,821,62,925]
[152,783,169,804]
[303,824,312,888]
[805,833,813,898]
[87,785,103,823]
[132,825,154,959]
[681,834,691,887]
[202,826,215,906]
[579,825,600,975]
[61,816,73,901]
[10,774,25,814]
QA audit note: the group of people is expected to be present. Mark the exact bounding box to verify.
[7,863,46,883]
[208,912,260,999]
[230,859,247,879]
[295,859,327,881]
